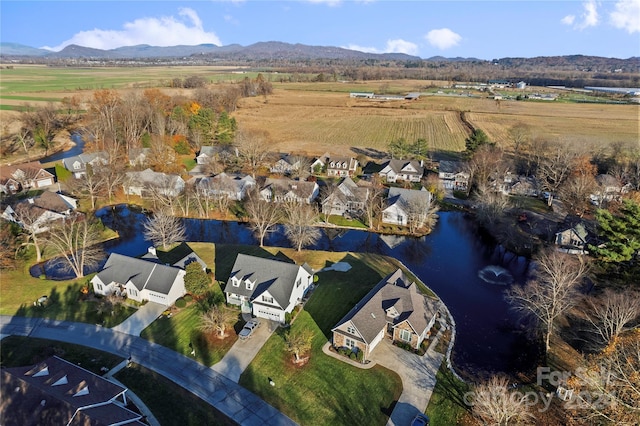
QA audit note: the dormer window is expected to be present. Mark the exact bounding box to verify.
[232,276,240,287]
[52,375,68,386]
[245,279,254,290]
[73,385,89,397]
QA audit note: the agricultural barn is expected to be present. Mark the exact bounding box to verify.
[350,92,374,98]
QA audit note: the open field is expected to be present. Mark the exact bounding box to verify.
[1,66,637,159]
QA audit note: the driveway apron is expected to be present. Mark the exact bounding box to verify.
[371,339,444,426]
[211,319,279,382]
[111,302,166,336]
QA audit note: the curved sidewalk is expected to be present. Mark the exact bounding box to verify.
[0,315,297,426]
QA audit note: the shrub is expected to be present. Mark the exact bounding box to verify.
[183,294,193,303]
[356,350,364,362]
[285,312,292,325]
[349,351,357,360]
[313,275,319,283]
[175,298,187,308]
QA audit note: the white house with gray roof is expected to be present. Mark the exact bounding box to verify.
[91,253,186,306]
[379,159,424,183]
[62,151,109,178]
[382,187,432,226]
[224,254,314,323]
[259,178,319,204]
[332,269,438,361]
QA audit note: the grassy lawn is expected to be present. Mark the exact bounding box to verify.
[239,311,402,426]
[115,363,236,426]
[0,335,123,374]
[321,215,368,228]
[140,295,241,367]
[0,266,135,327]
[425,365,473,426]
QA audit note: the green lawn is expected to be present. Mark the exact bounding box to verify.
[425,365,472,425]
[115,364,236,426]
[321,215,368,228]
[0,335,123,374]
[140,297,241,367]
[239,311,402,426]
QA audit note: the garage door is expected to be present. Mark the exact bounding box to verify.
[147,292,168,306]
[38,179,53,187]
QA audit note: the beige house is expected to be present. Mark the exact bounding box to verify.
[332,269,438,361]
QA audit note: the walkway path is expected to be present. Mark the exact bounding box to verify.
[111,302,166,336]
[0,315,297,426]
[211,318,278,382]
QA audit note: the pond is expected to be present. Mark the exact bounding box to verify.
[40,132,86,163]
[35,204,538,378]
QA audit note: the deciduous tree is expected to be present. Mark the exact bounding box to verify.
[184,262,210,296]
[47,216,103,278]
[198,305,238,339]
[244,190,281,247]
[507,249,589,352]
[471,375,535,425]
[585,288,640,347]
[143,210,186,250]
[285,327,314,363]
[283,202,321,252]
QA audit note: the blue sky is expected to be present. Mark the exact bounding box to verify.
[1,1,639,59]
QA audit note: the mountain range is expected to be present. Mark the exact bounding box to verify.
[1,42,637,71]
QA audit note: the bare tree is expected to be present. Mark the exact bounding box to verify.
[285,327,314,363]
[236,128,269,177]
[69,165,107,210]
[508,123,532,154]
[11,203,45,262]
[474,184,510,228]
[198,305,238,339]
[47,216,103,278]
[289,155,312,180]
[362,184,385,230]
[506,250,589,352]
[244,190,281,246]
[536,143,577,205]
[143,210,186,250]
[468,145,507,189]
[559,173,598,217]
[118,92,148,152]
[14,128,33,155]
[284,202,321,252]
[405,194,439,234]
[585,289,640,347]
[471,375,535,425]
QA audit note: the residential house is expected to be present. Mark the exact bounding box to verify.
[128,147,151,167]
[62,152,108,178]
[509,175,539,197]
[259,178,319,204]
[2,192,78,234]
[382,187,432,226]
[224,254,314,323]
[555,221,590,254]
[595,174,624,203]
[142,242,207,270]
[195,145,237,165]
[123,168,185,197]
[91,253,186,306]
[193,173,256,201]
[321,177,369,217]
[1,356,143,426]
[332,269,438,361]
[310,152,330,174]
[0,162,55,193]
[270,154,302,175]
[326,157,358,177]
[438,161,469,191]
[378,159,425,183]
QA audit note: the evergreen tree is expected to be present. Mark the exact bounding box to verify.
[589,199,640,263]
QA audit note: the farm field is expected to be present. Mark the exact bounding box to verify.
[0,65,637,159]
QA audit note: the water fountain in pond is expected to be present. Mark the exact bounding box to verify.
[478,265,514,286]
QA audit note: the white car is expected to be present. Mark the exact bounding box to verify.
[239,319,260,339]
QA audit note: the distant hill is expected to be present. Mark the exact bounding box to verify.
[0,41,420,61]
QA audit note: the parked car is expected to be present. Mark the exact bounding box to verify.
[410,413,429,426]
[239,319,260,339]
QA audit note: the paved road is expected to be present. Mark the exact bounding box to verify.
[0,315,297,426]
[211,318,278,382]
[111,302,166,336]
[372,338,444,426]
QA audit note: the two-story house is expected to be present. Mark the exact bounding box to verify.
[378,159,425,183]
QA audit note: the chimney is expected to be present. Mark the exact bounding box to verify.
[148,246,157,256]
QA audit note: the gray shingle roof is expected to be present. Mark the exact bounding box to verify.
[224,254,306,309]
[333,269,437,344]
[97,253,180,295]
[387,187,431,209]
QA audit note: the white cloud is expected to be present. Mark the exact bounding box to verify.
[610,0,640,33]
[425,28,461,50]
[42,8,221,51]
[343,39,418,55]
[561,14,576,25]
[305,0,342,6]
[385,39,419,56]
[578,0,599,29]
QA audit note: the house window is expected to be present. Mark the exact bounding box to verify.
[262,295,274,304]
[345,338,356,349]
[347,326,356,335]
[129,288,137,297]
[96,283,103,291]
[232,277,240,287]
[246,280,254,290]
[399,329,412,342]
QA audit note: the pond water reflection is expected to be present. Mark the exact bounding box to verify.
[35,204,539,377]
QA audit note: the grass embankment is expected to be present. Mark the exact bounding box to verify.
[239,311,402,426]
[425,365,473,425]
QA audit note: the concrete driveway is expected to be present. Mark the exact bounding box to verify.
[211,318,278,382]
[371,339,444,426]
[111,302,166,336]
